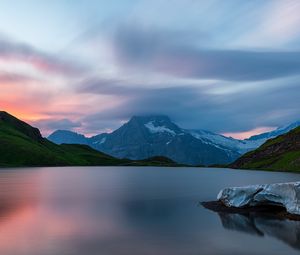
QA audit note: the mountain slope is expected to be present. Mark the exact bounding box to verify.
[189,121,300,155]
[49,116,240,166]
[186,129,260,154]
[230,127,300,172]
[48,130,89,145]
[48,115,300,166]
[95,116,243,165]
[0,111,128,167]
[0,111,176,167]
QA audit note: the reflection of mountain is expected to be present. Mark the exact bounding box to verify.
[217,212,300,250]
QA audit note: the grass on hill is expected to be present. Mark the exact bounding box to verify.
[230,127,300,172]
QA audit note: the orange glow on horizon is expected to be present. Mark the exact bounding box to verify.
[0,104,48,122]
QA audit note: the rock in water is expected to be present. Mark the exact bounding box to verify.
[217,182,300,215]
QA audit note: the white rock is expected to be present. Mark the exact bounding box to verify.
[217,182,300,215]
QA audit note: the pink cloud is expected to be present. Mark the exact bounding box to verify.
[0,38,86,76]
[222,126,275,140]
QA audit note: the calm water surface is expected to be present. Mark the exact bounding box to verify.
[0,166,300,255]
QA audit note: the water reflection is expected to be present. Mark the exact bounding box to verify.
[0,167,299,255]
[0,170,39,218]
[215,211,300,250]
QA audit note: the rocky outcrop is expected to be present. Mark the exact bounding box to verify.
[217,182,300,215]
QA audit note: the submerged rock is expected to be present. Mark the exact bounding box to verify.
[217,182,300,215]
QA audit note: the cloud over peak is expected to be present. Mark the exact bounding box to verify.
[109,25,300,81]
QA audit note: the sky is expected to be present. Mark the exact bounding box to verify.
[1,0,300,139]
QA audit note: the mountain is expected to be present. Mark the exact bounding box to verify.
[0,110,42,141]
[48,130,89,145]
[0,111,127,167]
[186,129,260,154]
[230,126,300,172]
[0,111,176,167]
[49,116,240,166]
[48,115,300,166]
[93,115,242,165]
[188,120,300,154]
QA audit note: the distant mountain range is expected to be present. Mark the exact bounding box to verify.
[231,126,300,172]
[1,110,299,169]
[0,111,177,167]
[48,115,300,166]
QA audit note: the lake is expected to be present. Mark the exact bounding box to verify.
[0,166,299,255]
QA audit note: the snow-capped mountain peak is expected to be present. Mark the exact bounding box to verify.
[48,115,300,166]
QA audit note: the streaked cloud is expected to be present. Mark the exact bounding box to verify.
[0,71,38,84]
[0,37,87,76]
[0,0,300,138]
[74,74,300,136]
[235,0,300,48]
[108,25,300,81]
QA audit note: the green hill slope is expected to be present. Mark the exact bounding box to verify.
[0,111,177,167]
[230,126,300,172]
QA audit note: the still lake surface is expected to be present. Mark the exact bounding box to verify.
[0,166,300,255]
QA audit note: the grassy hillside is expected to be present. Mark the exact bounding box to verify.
[230,127,300,172]
[0,111,177,167]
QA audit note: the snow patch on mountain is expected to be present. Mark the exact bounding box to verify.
[187,129,264,154]
[144,121,176,136]
[93,137,106,145]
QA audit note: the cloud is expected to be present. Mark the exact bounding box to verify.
[0,71,38,84]
[2,1,300,137]
[0,37,87,76]
[108,25,300,81]
[235,0,300,48]
[223,126,275,140]
[75,75,300,135]
[76,77,136,95]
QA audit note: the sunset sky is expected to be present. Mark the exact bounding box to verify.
[1,0,300,138]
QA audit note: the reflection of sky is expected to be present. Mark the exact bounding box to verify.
[0,167,300,254]
[1,1,300,138]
